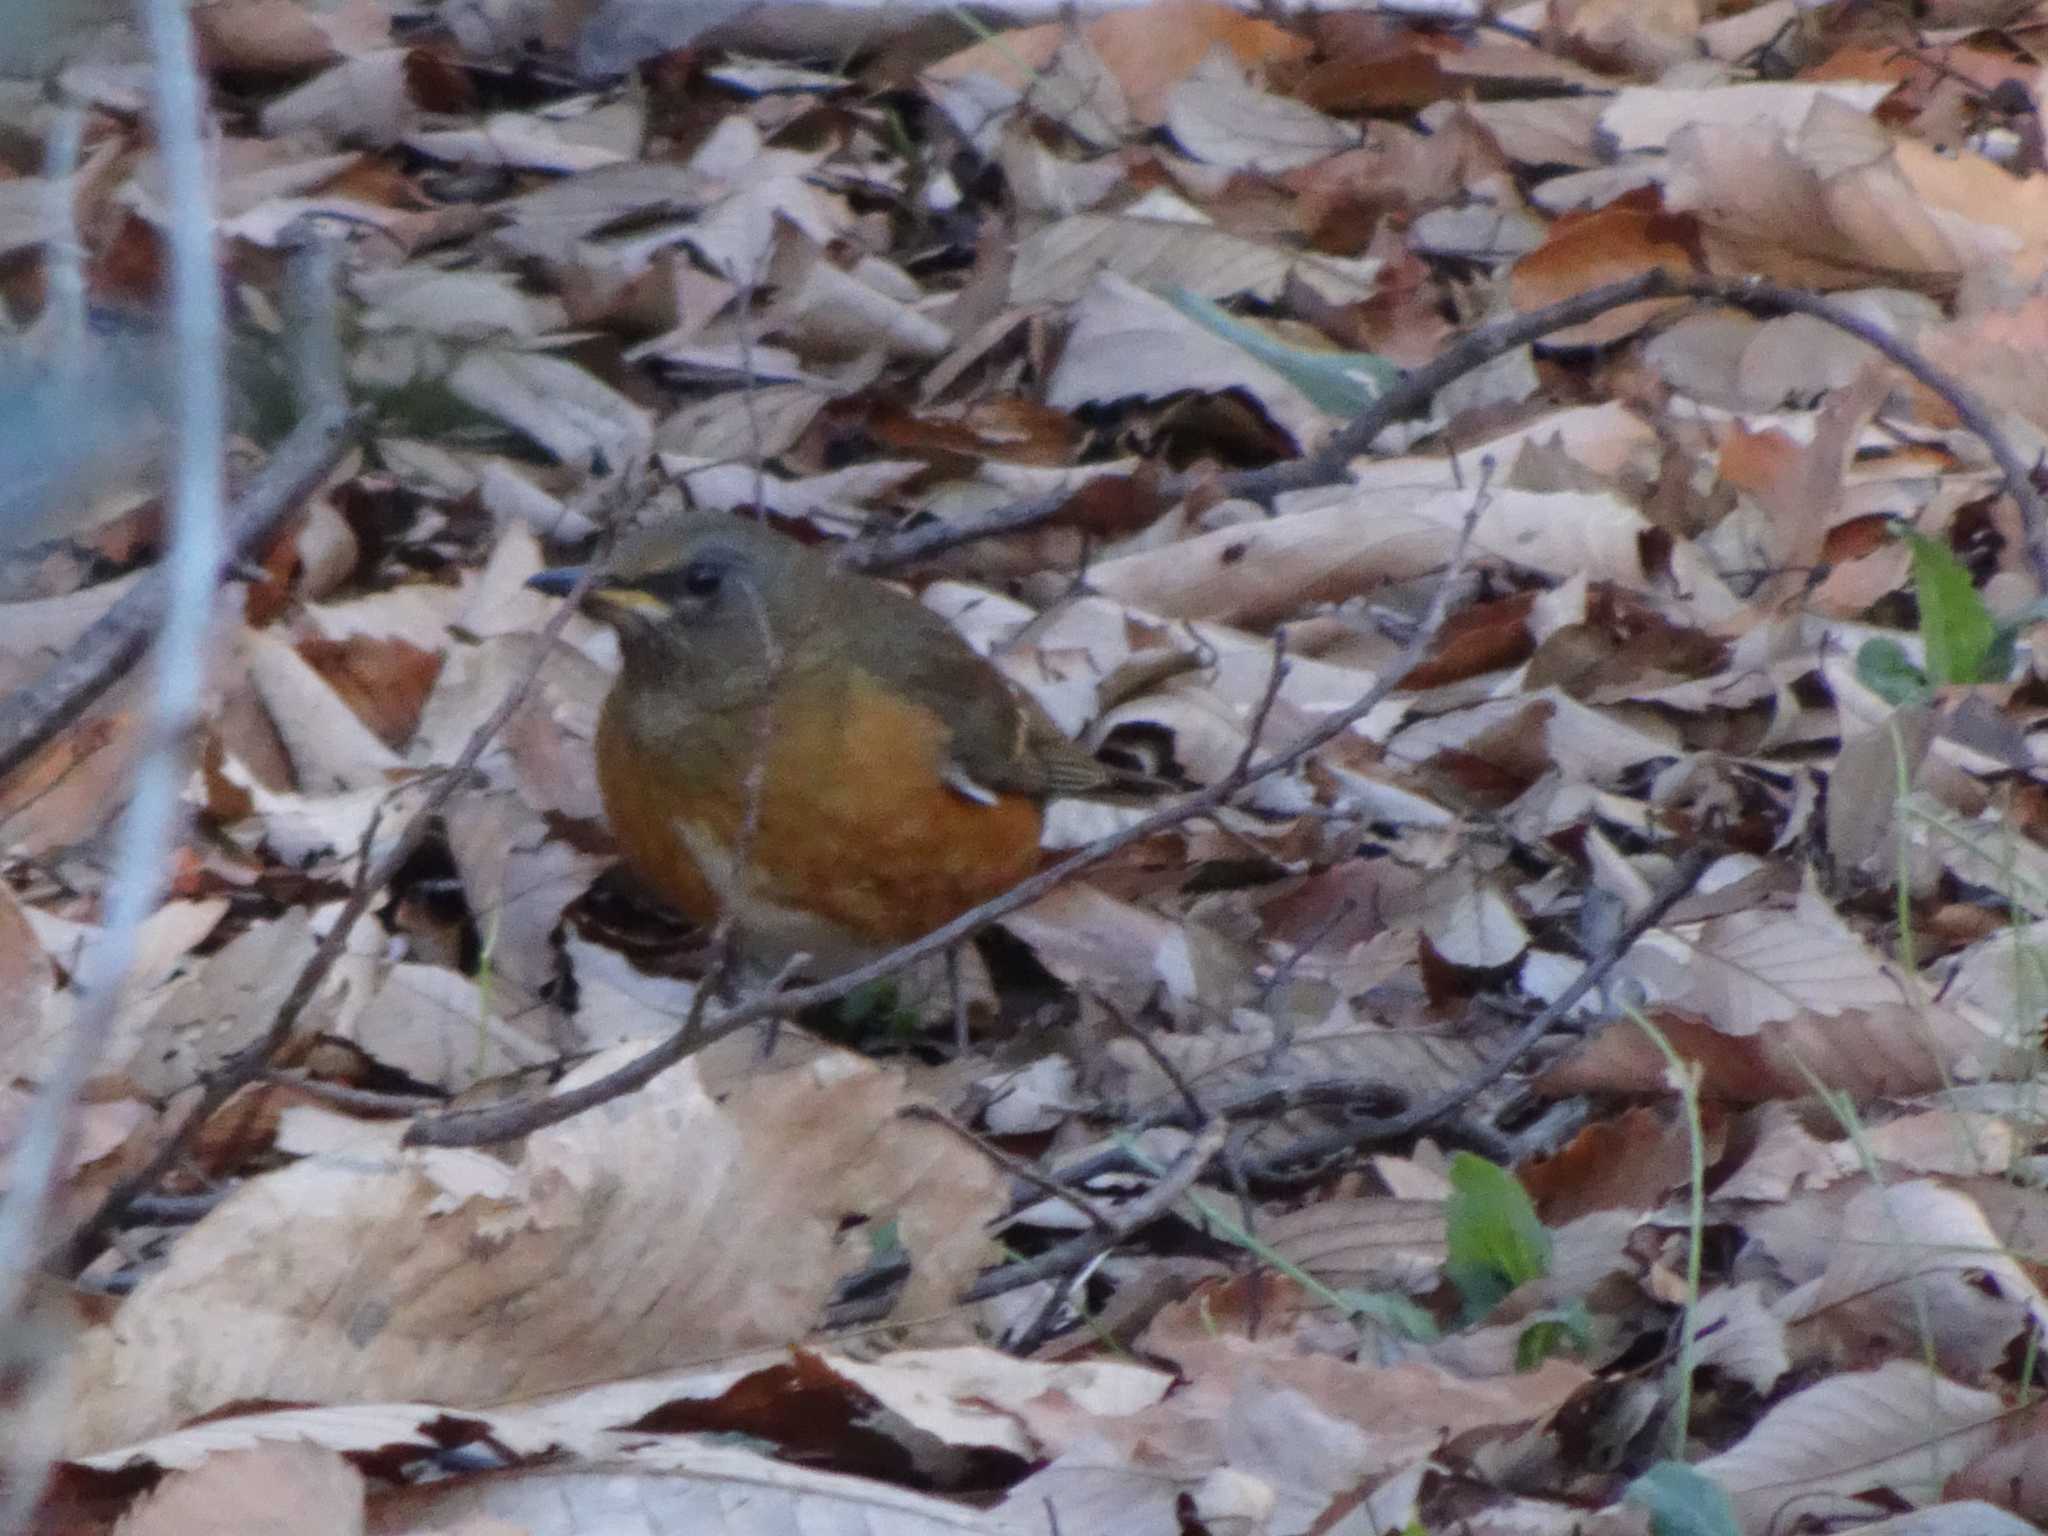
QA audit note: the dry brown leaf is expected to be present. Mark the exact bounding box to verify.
[73,1343,1166,1477]
[1091,1278,1594,1527]
[1660,100,2048,287]
[190,0,389,74]
[1256,1196,1446,1296]
[1047,272,1337,447]
[1011,203,1378,308]
[1624,885,1910,1036]
[260,50,422,144]
[924,0,1310,127]
[1599,81,1896,155]
[242,627,406,792]
[1694,1362,2005,1533]
[28,6,2048,1530]
[1789,1179,2044,1380]
[1088,485,1740,626]
[114,1442,365,1536]
[1508,197,1696,347]
[370,1439,1036,1535]
[1517,1105,1705,1222]
[1538,1001,2020,1102]
[1165,51,1359,174]
[67,1045,1003,1453]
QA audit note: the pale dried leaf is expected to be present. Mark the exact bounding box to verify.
[357,268,563,341]
[1794,1179,2045,1381]
[407,113,630,174]
[1599,81,1896,155]
[242,628,405,794]
[681,171,848,283]
[1830,1507,2045,1536]
[1023,36,1135,150]
[261,50,417,144]
[1013,203,1377,308]
[1048,272,1335,447]
[225,770,437,869]
[659,457,927,522]
[114,1442,365,1536]
[1693,1362,2005,1533]
[446,348,653,468]
[371,1439,1037,1535]
[1414,873,1527,970]
[1090,484,1740,625]
[1631,887,1906,1035]
[67,1045,1002,1453]
[1258,1196,1447,1295]
[1164,50,1358,173]
[127,907,319,1097]
[1689,1282,1790,1394]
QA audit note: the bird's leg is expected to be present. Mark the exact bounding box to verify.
[752,945,814,1058]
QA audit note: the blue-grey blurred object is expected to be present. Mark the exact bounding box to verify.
[0,328,164,552]
[0,0,141,77]
[1164,287,1401,418]
[569,0,762,76]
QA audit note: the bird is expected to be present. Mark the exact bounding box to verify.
[527,512,1136,985]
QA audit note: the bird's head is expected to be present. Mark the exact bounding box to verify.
[528,513,831,682]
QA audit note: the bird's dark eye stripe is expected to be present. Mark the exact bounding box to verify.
[635,555,732,601]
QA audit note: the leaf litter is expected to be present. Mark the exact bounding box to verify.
[12,0,2048,1533]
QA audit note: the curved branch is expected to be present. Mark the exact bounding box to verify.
[857,269,2048,592]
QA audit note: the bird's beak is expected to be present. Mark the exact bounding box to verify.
[526,567,585,597]
[527,566,672,617]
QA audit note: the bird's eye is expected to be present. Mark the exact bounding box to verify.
[680,558,724,598]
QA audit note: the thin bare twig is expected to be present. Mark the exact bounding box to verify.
[1099,993,1204,1127]
[280,222,346,421]
[854,270,2048,594]
[257,1071,444,1114]
[900,1104,1116,1237]
[972,847,1716,1305]
[121,1189,232,1225]
[0,399,358,788]
[54,570,598,1274]
[963,1116,1227,1305]
[1226,626,1290,789]
[1241,844,1715,1180]
[1036,845,1715,1201]
[1255,896,1357,1012]
[407,490,1489,1149]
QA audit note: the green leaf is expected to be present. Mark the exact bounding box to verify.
[1444,1153,1550,1321]
[1162,287,1400,417]
[1854,636,1929,704]
[1515,1318,1567,1370]
[1902,529,1998,683]
[1514,1300,1593,1369]
[1625,1462,1740,1536]
[829,979,922,1042]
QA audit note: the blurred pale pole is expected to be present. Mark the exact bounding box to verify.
[0,0,223,1517]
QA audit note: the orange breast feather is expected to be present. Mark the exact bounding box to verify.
[594,664,1043,949]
